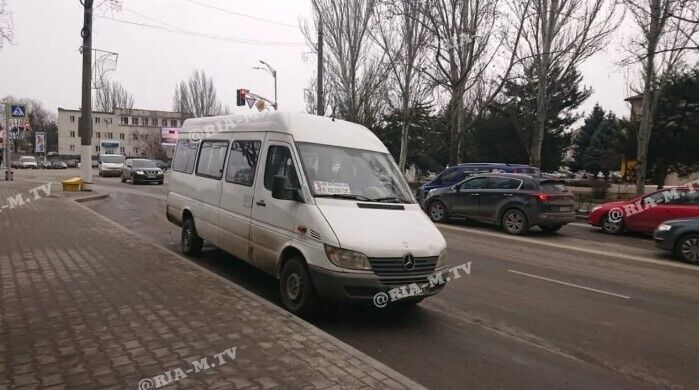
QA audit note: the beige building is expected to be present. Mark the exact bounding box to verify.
[57,108,190,158]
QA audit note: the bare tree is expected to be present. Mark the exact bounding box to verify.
[517,0,621,168]
[621,0,699,194]
[303,0,387,127]
[423,0,529,165]
[173,70,225,117]
[95,80,134,112]
[373,0,431,172]
[0,0,13,49]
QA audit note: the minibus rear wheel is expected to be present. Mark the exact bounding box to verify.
[181,218,203,257]
[279,257,320,319]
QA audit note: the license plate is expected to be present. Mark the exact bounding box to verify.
[559,206,571,212]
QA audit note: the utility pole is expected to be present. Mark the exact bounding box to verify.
[316,18,324,116]
[253,60,278,110]
[79,0,93,187]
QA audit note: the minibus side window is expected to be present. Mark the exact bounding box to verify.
[264,146,300,190]
[195,140,229,180]
[172,139,198,174]
[226,140,261,186]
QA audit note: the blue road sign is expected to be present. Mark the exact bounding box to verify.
[11,105,26,118]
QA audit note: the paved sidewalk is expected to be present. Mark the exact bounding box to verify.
[0,182,425,390]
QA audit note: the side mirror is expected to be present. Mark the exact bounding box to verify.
[272,175,304,202]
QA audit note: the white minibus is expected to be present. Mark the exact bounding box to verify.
[166,112,447,316]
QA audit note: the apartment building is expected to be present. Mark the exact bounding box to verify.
[57,108,190,158]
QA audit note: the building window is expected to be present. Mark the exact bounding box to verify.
[70,131,76,138]
[106,132,113,139]
[70,145,75,152]
[105,118,112,124]
[121,117,128,125]
[131,117,138,125]
[96,145,100,153]
[95,117,101,123]
[120,147,125,154]
[171,119,178,127]
[96,132,101,138]
[133,134,138,141]
[120,133,125,140]
[133,147,139,154]
[152,118,158,126]
[70,115,75,123]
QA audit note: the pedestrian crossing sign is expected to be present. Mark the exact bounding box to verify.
[11,105,26,118]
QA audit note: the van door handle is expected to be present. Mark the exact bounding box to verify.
[470,193,480,196]
[255,200,266,207]
[503,193,513,197]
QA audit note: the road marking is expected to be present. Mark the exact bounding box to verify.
[508,269,631,299]
[437,223,699,273]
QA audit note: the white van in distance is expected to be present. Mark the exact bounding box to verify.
[166,112,447,316]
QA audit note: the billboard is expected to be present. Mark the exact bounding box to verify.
[35,132,46,153]
[161,128,180,146]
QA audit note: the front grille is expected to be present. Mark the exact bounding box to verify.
[369,256,438,286]
[143,170,159,175]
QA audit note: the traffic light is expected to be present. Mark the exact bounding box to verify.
[236,89,248,106]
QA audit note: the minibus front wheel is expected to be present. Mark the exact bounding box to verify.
[279,257,321,319]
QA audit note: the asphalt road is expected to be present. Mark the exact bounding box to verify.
[14,169,699,389]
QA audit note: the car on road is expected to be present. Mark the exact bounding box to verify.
[18,156,38,169]
[588,186,699,234]
[98,154,125,177]
[121,159,164,185]
[51,160,68,169]
[91,160,99,168]
[424,173,576,235]
[653,218,699,264]
[166,112,447,317]
[417,163,540,205]
[39,160,52,169]
[65,159,78,168]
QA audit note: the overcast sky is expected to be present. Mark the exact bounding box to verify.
[1,0,635,120]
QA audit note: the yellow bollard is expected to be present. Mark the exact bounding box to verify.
[62,177,82,192]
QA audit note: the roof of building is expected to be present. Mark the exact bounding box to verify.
[180,112,388,153]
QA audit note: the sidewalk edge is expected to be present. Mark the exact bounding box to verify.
[72,200,428,390]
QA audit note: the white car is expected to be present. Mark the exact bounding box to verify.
[19,156,38,169]
[98,154,125,177]
[166,112,448,317]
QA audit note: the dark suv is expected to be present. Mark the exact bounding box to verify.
[424,173,575,235]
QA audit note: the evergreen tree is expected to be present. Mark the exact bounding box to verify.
[582,113,622,179]
[571,104,606,171]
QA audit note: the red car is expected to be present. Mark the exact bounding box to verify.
[588,186,699,234]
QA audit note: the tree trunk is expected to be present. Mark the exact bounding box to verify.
[398,117,409,173]
[530,0,554,169]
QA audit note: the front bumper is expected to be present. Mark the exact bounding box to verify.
[653,230,673,250]
[309,265,446,303]
[101,169,122,176]
[134,173,164,182]
[532,211,576,226]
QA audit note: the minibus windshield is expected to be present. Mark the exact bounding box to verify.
[296,142,414,203]
[102,155,125,164]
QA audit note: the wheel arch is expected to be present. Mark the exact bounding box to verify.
[275,245,309,279]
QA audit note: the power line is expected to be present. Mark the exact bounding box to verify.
[95,15,305,47]
[183,0,298,29]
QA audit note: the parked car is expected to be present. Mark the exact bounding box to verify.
[121,159,164,185]
[66,159,78,168]
[589,186,699,234]
[424,173,575,235]
[166,112,448,317]
[155,159,171,171]
[18,156,38,169]
[98,154,125,177]
[653,218,699,264]
[91,160,99,168]
[51,160,68,169]
[39,160,53,169]
[417,163,541,205]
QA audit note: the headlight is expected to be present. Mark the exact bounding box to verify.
[324,244,371,270]
[656,224,672,232]
[136,170,145,175]
[436,250,447,268]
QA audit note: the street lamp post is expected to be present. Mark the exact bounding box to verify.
[253,60,278,110]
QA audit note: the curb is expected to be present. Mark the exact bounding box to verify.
[73,193,110,203]
[71,199,428,390]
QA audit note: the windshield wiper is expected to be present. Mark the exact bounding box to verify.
[373,196,406,203]
[315,194,374,201]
